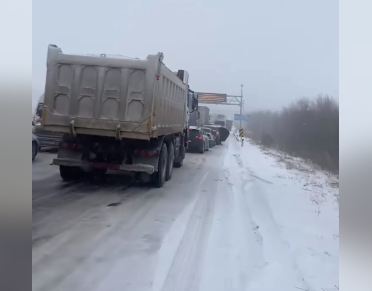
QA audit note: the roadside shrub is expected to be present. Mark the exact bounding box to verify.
[245,95,339,173]
[261,133,274,146]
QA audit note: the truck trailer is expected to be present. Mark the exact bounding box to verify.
[225,119,233,131]
[214,114,226,127]
[41,45,198,187]
[198,106,210,126]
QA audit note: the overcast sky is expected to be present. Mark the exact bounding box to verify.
[33,0,338,118]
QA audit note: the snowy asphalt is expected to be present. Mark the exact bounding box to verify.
[32,136,339,291]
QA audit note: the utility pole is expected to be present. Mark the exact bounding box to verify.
[239,84,243,130]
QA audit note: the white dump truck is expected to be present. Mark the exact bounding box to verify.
[41,45,198,187]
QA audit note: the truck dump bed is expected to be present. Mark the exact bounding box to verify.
[42,45,188,140]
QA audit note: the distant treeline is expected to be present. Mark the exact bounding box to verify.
[245,96,339,173]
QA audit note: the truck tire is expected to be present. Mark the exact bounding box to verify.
[174,141,185,168]
[165,142,174,181]
[173,158,183,168]
[87,168,107,182]
[32,141,38,161]
[152,143,168,187]
[59,166,82,181]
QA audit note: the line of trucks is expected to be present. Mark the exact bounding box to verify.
[37,45,230,187]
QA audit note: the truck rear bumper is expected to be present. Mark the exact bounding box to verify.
[52,158,155,174]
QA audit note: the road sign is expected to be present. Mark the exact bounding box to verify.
[197,92,227,104]
[234,114,248,121]
[239,128,244,137]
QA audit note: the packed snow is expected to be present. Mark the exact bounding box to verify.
[33,135,339,291]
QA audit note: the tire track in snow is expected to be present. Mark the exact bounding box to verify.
[242,180,313,291]
[158,171,216,291]
[228,138,313,290]
[33,152,210,291]
[197,139,267,291]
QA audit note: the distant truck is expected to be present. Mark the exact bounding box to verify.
[214,113,226,127]
[33,97,64,150]
[41,45,198,187]
[188,105,209,127]
[225,119,233,131]
[188,110,198,127]
[198,106,210,126]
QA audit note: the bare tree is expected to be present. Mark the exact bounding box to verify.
[245,96,339,172]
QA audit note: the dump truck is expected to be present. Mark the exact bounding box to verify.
[41,45,198,187]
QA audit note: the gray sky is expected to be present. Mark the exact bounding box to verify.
[33,0,338,118]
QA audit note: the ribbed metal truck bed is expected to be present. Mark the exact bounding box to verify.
[42,45,188,140]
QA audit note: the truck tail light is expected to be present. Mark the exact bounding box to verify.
[61,142,82,151]
[134,149,159,158]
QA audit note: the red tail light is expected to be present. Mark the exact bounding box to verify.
[61,142,82,151]
[196,134,204,140]
[134,149,159,158]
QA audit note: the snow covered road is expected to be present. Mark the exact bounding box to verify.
[32,136,339,291]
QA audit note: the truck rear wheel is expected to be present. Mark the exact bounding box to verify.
[152,143,168,187]
[174,141,185,168]
[199,144,205,154]
[166,142,174,181]
[32,141,38,161]
[59,166,82,181]
[87,168,107,182]
[173,158,183,168]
